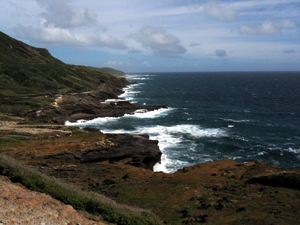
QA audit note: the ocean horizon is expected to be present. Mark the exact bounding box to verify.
[67,71,300,173]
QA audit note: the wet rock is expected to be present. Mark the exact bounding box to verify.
[82,127,101,132]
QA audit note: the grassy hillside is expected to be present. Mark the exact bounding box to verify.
[0,31,120,114]
[0,31,63,64]
[88,66,126,77]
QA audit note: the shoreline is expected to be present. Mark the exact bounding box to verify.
[1,78,300,224]
[64,80,174,173]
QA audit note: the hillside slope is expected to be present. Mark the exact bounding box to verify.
[88,66,126,77]
[0,31,125,114]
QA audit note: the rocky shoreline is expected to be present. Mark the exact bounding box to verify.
[25,78,166,125]
[1,79,300,224]
[2,78,166,172]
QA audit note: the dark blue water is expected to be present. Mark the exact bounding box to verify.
[66,72,300,173]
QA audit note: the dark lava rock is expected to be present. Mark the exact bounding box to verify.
[82,127,101,132]
[103,179,116,185]
[42,133,161,171]
[80,134,161,170]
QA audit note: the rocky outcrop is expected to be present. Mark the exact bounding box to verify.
[247,171,300,190]
[25,79,166,125]
[2,120,300,224]
[42,133,161,170]
[80,134,161,170]
[0,123,161,171]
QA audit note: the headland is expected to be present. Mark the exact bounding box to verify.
[0,31,300,224]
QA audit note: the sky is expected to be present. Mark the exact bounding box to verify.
[0,0,299,73]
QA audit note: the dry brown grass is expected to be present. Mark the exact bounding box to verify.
[0,153,162,225]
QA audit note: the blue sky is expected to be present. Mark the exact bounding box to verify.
[1,0,299,73]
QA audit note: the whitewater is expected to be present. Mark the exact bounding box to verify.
[66,72,300,173]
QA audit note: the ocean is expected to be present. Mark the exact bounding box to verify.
[66,71,300,173]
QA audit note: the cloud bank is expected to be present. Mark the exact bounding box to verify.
[36,0,97,29]
[204,3,238,21]
[16,0,127,50]
[130,25,187,57]
[2,0,298,72]
[240,20,296,36]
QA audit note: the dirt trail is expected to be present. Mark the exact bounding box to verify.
[0,120,72,135]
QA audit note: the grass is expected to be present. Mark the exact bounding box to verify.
[0,137,19,145]
[0,96,55,115]
[0,153,162,225]
[70,127,85,134]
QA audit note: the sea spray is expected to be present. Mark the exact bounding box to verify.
[67,72,300,173]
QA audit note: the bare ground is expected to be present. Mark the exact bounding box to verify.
[0,176,106,225]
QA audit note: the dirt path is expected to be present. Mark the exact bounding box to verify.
[0,121,72,135]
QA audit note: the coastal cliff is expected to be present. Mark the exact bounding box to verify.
[1,31,300,224]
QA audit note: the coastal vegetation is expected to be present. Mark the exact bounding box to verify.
[88,66,126,77]
[0,153,161,225]
[0,31,119,115]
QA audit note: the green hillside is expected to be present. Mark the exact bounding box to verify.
[88,66,126,77]
[0,31,120,114]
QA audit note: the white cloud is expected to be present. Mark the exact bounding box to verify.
[1,0,299,72]
[204,3,238,21]
[16,24,88,46]
[240,20,296,36]
[130,25,187,57]
[15,24,127,50]
[92,33,127,50]
[15,0,127,50]
[215,49,227,57]
[36,0,97,29]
